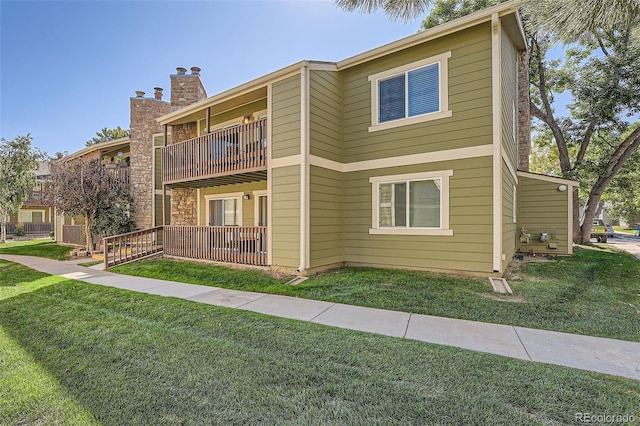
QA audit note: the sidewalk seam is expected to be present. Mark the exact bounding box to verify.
[402,313,412,338]
[309,303,337,322]
[513,326,533,361]
[236,293,270,308]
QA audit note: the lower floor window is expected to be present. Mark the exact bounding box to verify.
[209,198,239,226]
[379,179,441,228]
[370,170,453,236]
[18,210,44,223]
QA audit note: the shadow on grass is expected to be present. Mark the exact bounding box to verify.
[1,281,639,425]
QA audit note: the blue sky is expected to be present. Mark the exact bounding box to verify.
[1,0,419,155]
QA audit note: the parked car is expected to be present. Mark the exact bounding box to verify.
[605,223,614,238]
[590,219,608,243]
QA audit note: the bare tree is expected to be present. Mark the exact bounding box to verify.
[49,158,134,252]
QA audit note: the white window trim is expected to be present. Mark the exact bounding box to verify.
[253,190,267,226]
[512,185,517,223]
[368,51,452,132]
[369,170,453,236]
[204,192,244,226]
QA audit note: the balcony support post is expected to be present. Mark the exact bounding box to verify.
[206,107,211,134]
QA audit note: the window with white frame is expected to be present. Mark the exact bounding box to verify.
[206,194,242,226]
[18,210,44,223]
[368,52,452,132]
[369,170,453,235]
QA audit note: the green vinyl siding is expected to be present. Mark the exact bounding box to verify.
[272,75,301,159]
[198,182,267,227]
[501,163,517,271]
[271,166,300,268]
[500,30,518,170]
[309,70,343,163]
[342,23,493,163]
[517,174,571,254]
[309,166,343,268]
[154,194,171,226]
[343,156,494,273]
[198,99,267,135]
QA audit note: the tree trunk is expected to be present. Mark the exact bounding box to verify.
[0,211,6,244]
[84,214,93,253]
[572,190,581,243]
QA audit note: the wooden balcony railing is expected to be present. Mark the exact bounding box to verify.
[104,164,130,186]
[103,226,164,269]
[162,118,267,185]
[23,189,50,206]
[164,225,267,266]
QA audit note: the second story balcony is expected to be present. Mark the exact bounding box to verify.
[23,188,50,206]
[162,118,267,186]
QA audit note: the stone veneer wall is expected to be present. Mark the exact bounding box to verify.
[517,50,531,172]
[129,96,170,229]
[168,67,208,226]
[170,188,198,225]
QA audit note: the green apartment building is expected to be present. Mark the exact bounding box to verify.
[154,1,577,275]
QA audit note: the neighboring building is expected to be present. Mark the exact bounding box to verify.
[55,69,205,245]
[149,1,577,276]
[7,161,54,237]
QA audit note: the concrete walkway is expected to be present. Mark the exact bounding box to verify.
[1,253,639,381]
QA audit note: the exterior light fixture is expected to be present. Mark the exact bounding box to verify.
[558,184,567,192]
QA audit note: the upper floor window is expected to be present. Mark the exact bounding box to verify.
[368,51,452,132]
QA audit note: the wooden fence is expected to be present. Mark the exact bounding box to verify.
[62,225,84,245]
[103,226,164,269]
[6,222,54,235]
[164,226,267,266]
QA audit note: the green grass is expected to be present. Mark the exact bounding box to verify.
[1,259,639,425]
[614,225,639,235]
[112,246,640,342]
[0,239,72,260]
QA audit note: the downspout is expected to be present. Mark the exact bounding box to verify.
[297,64,309,273]
[491,13,503,273]
[162,124,168,226]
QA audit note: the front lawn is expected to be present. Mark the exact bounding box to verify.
[112,246,640,342]
[0,239,72,260]
[1,259,639,425]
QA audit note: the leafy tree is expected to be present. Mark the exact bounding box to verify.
[85,126,130,147]
[49,158,134,252]
[0,134,44,243]
[334,0,435,22]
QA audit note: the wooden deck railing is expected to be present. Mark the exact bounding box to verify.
[162,118,267,185]
[103,226,163,269]
[164,225,267,266]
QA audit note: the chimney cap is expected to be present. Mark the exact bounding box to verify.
[176,67,187,75]
[135,90,145,98]
[190,66,201,75]
[154,87,163,92]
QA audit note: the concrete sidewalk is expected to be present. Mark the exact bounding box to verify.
[2,253,639,381]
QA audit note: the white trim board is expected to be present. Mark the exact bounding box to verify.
[271,145,493,173]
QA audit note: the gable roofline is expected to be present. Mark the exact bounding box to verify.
[157,61,336,125]
[337,0,523,70]
[517,171,579,187]
[157,1,524,126]
[63,137,131,161]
